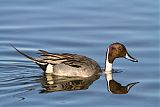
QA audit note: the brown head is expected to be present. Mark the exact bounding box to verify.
[107,43,138,63]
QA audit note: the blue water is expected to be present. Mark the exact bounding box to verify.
[0,0,159,107]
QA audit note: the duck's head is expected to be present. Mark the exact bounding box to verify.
[108,80,139,94]
[105,43,138,71]
[107,42,138,63]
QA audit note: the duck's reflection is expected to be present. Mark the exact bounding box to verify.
[39,71,139,94]
[40,74,100,93]
[105,72,139,94]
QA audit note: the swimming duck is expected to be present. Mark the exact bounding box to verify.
[12,42,138,77]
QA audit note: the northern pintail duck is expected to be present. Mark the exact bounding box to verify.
[12,42,138,77]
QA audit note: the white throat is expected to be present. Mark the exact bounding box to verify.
[105,48,113,72]
[105,47,114,93]
[104,48,113,83]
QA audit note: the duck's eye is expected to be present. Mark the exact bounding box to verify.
[119,48,122,51]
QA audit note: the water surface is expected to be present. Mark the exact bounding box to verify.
[0,0,159,107]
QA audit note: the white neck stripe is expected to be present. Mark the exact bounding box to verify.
[105,48,113,72]
[104,48,113,91]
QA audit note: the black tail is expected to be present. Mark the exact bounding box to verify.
[11,44,49,71]
[10,44,36,62]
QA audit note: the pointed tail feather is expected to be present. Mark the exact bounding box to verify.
[11,44,49,71]
[10,44,36,62]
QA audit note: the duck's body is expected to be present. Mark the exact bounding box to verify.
[35,52,101,77]
[12,42,138,78]
[12,47,101,77]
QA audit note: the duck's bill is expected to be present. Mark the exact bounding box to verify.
[125,53,138,62]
